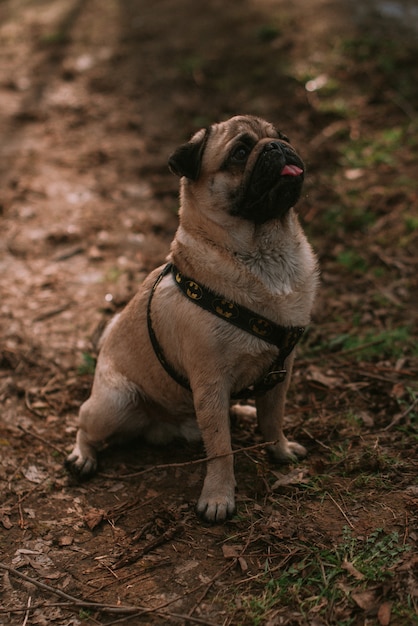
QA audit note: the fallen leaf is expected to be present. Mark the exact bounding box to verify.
[27,560,62,579]
[0,513,13,530]
[271,469,309,490]
[306,366,342,388]
[391,382,405,398]
[84,507,105,530]
[358,411,375,427]
[238,556,248,572]
[352,589,378,611]
[377,601,392,626]
[58,535,74,547]
[174,560,199,575]
[22,465,48,484]
[342,559,365,580]
[222,544,242,559]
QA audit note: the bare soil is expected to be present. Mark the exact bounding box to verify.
[1,1,417,625]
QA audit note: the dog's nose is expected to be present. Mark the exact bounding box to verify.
[264,141,283,152]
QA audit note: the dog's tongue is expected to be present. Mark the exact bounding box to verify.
[281,164,303,177]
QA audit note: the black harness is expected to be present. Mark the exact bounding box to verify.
[147,263,305,399]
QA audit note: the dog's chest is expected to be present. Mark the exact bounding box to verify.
[235,247,300,297]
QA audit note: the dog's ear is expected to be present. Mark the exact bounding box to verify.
[168,128,209,180]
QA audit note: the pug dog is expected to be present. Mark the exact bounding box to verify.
[65,115,318,523]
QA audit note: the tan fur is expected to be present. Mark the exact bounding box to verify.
[66,116,319,522]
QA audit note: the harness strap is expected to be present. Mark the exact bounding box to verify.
[147,263,192,392]
[171,264,304,350]
[147,263,305,398]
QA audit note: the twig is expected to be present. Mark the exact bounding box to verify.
[3,476,49,513]
[0,562,220,625]
[382,396,418,432]
[301,428,333,452]
[18,424,66,456]
[326,492,354,529]
[334,339,385,358]
[105,494,160,522]
[104,548,242,626]
[18,500,25,530]
[24,391,46,418]
[110,439,279,479]
[188,518,256,619]
[112,524,184,570]
[355,369,403,384]
[33,303,73,322]
[187,561,235,620]
[0,562,110,607]
[0,602,77,615]
[22,595,31,626]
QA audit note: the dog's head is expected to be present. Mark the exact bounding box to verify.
[169,115,305,225]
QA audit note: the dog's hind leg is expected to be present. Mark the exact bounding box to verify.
[256,354,307,463]
[65,366,142,478]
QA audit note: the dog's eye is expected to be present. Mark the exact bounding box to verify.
[230,144,250,163]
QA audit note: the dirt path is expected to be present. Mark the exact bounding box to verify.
[1,1,417,625]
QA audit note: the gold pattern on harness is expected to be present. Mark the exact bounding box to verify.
[186,280,203,300]
[213,299,239,319]
[250,318,272,337]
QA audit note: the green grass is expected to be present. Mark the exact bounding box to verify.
[405,214,418,233]
[240,527,410,624]
[327,326,416,361]
[78,352,97,376]
[340,127,405,169]
[40,31,69,45]
[303,325,416,364]
[396,387,418,437]
[78,609,92,620]
[336,249,368,273]
[256,24,280,43]
[318,195,378,235]
[337,35,413,81]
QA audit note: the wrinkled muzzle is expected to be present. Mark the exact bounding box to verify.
[233,141,305,224]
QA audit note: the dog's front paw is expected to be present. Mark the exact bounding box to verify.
[65,445,97,479]
[267,439,307,464]
[196,489,236,523]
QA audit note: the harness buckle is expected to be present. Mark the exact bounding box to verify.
[262,369,287,386]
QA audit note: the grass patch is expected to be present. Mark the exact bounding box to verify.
[404,214,418,233]
[257,24,280,43]
[336,249,368,273]
[327,326,416,361]
[78,352,96,376]
[340,127,405,169]
[239,527,410,624]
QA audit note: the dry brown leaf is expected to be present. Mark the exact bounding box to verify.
[84,507,105,531]
[238,556,248,572]
[58,535,74,547]
[306,366,342,388]
[22,465,48,484]
[222,544,242,559]
[358,411,375,427]
[377,601,392,626]
[391,382,405,398]
[351,589,378,611]
[342,559,365,580]
[0,512,13,530]
[271,468,309,490]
